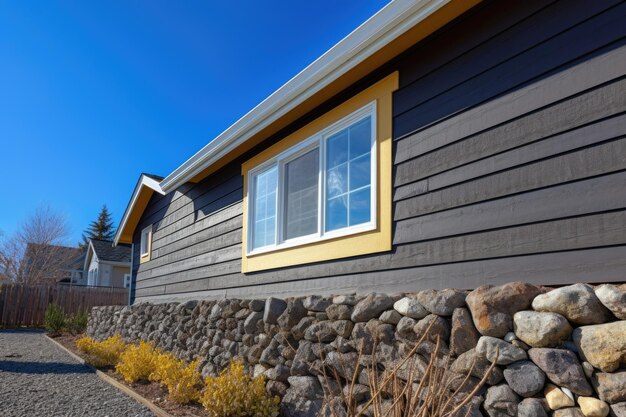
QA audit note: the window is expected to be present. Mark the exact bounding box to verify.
[247,103,376,254]
[140,225,152,260]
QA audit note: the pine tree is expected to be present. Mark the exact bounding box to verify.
[81,205,116,247]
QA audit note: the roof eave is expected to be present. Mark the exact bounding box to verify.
[160,0,452,193]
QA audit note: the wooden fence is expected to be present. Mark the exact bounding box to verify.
[0,283,128,327]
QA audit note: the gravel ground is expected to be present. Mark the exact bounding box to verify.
[0,329,155,417]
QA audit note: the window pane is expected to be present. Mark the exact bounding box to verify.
[325,115,373,232]
[349,117,371,159]
[349,186,371,226]
[326,195,347,231]
[326,130,348,168]
[284,148,319,240]
[326,163,347,199]
[350,153,370,191]
[252,166,277,249]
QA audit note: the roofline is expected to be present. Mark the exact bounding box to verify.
[160,0,451,193]
[113,174,164,246]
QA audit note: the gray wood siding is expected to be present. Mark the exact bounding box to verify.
[132,0,626,302]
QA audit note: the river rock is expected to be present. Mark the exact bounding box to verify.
[532,284,612,325]
[352,293,394,322]
[379,309,402,324]
[595,284,626,320]
[326,304,352,321]
[413,314,450,343]
[503,360,545,397]
[518,398,548,417]
[277,298,307,330]
[528,348,593,395]
[554,409,585,417]
[573,321,626,372]
[450,349,503,386]
[610,402,626,417]
[264,297,287,325]
[578,397,610,417]
[513,310,572,347]
[304,295,331,312]
[546,384,576,410]
[483,384,519,417]
[592,372,626,404]
[415,288,466,316]
[466,282,542,337]
[450,307,480,356]
[393,297,429,319]
[476,336,527,365]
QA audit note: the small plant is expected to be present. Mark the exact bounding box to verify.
[152,351,202,404]
[201,359,280,417]
[115,340,158,383]
[66,311,88,335]
[44,303,65,335]
[76,334,127,368]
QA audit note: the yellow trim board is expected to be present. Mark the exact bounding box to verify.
[241,72,398,273]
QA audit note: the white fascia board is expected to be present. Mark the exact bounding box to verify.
[113,174,165,246]
[160,0,449,193]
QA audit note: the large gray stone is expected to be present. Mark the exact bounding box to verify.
[243,311,263,334]
[326,304,352,321]
[450,349,503,385]
[393,297,429,319]
[304,321,335,343]
[517,398,548,417]
[303,295,331,312]
[396,316,417,340]
[476,336,527,365]
[352,293,394,322]
[413,314,450,343]
[595,284,626,320]
[503,360,545,397]
[450,307,480,356]
[593,372,626,404]
[528,348,593,396]
[249,299,265,312]
[554,409,585,417]
[484,384,519,417]
[379,309,402,324]
[513,310,572,348]
[532,284,612,325]
[466,282,542,337]
[573,321,626,372]
[277,298,307,331]
[415,288,467,316]
[610,402,626,417]
[264,297,287,325]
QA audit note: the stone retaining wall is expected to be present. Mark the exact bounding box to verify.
[87,282,626,417]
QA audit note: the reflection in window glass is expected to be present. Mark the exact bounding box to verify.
[325,116,372,232]
[284,149,319,240]
[253,166,278,249]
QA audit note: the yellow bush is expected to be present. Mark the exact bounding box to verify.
[201,359,280,417]
[152,351,202,404]
[115,340,158,383]
[75,335,126,368]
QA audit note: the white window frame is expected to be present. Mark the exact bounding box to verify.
[140,225,152,257]
[247,101,377,255]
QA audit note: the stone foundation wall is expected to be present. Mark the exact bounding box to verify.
[87,282,626,417]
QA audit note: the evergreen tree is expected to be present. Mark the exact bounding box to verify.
[81,205,116,246]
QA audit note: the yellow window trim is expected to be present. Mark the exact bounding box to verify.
[241,72,398,273]
[139,224,152,264]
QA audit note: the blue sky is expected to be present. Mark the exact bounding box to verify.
[0,0,388,245]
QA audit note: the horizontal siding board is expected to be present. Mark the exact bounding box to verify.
[395,138,626,220]
[394,0,618,115]
[393,3,626,137]
[395,75,626,188]
[136,260,241,289]
[397,0,553,87]
[394,113,626,201]
[394,40,626,165]
[134,246,626,301]
[395,172,626,243]
[151,202,242,252]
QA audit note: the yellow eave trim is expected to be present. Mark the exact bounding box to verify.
[241,72,398,273]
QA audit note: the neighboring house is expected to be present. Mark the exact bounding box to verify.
[21,243,84,284]
[84,239,132,288]
[114,0,626,303]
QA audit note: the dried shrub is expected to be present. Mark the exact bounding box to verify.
[200,359,280,417]
[75,334,126,368]
[115,340,158,383]
[151,351,202,404]
[318,321,497,417]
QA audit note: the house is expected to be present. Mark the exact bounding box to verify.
[84,239,132,288]
[21,243,85,284]
[114,0,626,303]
